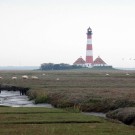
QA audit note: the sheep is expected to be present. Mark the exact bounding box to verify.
[105,73,109,76]
[31,76,39,80]
[42,74,46,76]
[126,73,130,76]
[0,77,3,79]
[22,75,29,79]
[12,77,17,80]
[56,78,60,81]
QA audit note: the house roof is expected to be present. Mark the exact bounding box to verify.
[73,57,86,65]
[93,56,106,64]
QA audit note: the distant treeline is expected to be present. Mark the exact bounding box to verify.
[40,63,82,70]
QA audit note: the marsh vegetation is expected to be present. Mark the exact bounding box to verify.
[0,69,135,134]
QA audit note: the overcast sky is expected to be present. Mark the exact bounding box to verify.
[0,0,135,68]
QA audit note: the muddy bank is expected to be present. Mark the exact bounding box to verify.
[106,107,135,126]
[0,84,29,95]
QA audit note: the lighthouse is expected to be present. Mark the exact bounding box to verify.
[73,27,111,69]
[86,27,93,67]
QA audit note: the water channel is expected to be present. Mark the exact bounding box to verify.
[82,112,106,118]
[0,90,53,108]
[0,90,106,118]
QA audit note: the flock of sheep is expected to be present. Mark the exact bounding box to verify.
[0,73,130,80]
[0,75,39,80]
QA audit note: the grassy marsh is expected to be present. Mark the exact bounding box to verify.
[1,69,135,127]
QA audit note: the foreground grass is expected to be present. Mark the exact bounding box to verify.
[0,107,102,124]
[0,107,135,135]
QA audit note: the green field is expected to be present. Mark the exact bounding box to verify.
[0,107,135,135]
[0,69,135,134]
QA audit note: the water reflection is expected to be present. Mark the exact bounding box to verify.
[0,90,53,108]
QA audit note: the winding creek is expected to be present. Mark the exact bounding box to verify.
[0,90,106,118]
[82,112,106,118]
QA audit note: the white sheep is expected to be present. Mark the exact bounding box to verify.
[105,73,109,76]
[126,73,130,76]
[31,76,39,80]
[0,77,3,79]
[42,74,46,76]
[22,75,29,79]
[12,77,17,80]
[56,78,60,81]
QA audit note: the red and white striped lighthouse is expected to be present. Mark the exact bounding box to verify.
[86,27,93,67]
